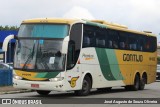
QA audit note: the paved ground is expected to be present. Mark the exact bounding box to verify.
[0,86,31,94]
[1,82,160,98]
[0,86,19,92]
[0,81,160,107]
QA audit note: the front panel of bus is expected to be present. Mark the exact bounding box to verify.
[13,23,72,91]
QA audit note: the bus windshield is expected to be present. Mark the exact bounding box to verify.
[14,39,66,71]
[14,23,69,72]
[18,24,69,38]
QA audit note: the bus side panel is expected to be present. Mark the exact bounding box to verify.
[118,65,132,85]
[149,65,156,83]
[64,64,82,91]
[80,48,104,88]
[81,64,103,88]
[115,50,156,85]
[147,52,157,84]
[80,48,125,88]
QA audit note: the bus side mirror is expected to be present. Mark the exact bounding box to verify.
[61,36,69,53]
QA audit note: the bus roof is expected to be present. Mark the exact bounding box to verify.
[90,20,156,37]
[21,18,156,37]
[22,18,80,24]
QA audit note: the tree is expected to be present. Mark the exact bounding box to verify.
[4,25,9,30]
[0,25,19,30]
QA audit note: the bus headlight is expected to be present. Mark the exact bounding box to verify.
[49,77,64,82]
[13,74,22,80]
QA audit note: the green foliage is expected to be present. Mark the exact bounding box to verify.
[0,25,19,30]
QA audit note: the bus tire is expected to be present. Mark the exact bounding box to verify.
[75,76,91,96]
[36,90,51,95]
[132,74,140,91]
[125,85,132,91]
[139,74,147,90]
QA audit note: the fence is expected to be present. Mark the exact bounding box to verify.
[0,69,12,86]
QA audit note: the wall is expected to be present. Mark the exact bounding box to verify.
[0,30,18,62]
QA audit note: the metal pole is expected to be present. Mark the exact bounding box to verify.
[9,40,11,63]
[3,52,5,63]
[5,51,7,63]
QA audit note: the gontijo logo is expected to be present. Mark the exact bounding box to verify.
[123,54,143,62]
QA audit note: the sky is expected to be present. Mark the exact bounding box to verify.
[0,0,160,40]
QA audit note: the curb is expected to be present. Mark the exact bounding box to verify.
[0,90,34,95]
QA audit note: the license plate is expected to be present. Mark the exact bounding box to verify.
[31,84,39,88]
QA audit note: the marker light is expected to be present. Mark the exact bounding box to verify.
[13,74,22,80]
[49,77,64,82]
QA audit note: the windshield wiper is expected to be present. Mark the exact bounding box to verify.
[22,43,35,70]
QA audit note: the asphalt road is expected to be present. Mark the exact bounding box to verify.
[0,81,160,107]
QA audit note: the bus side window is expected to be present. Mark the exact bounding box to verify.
[68,23,82,69]
[96,32,105,47]
[67,41,75,69]
[130,43,137,50]
[113,40,118,48]
[137,37,145,51]
[128,34,137,50]
[149,36,157,52]
[120,42,125,49]
[107,29,119,49]
[96,38,105,47]
[108,40,112,48]
[89,33,96,47]
[83,33,90,47]
[145,37,150,51]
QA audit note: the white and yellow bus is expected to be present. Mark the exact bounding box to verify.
[13,18,157,96]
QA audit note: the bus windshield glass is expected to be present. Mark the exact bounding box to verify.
[18,24,69,38]
[14,39,66,71]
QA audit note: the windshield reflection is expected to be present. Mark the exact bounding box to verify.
[14,39,65,71]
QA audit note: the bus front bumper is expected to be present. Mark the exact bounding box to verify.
[13,79,65,91]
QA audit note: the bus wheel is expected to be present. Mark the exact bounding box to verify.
[139,74,146,90]
[36,90,51,95]
[75,76,91,96]
[125,85,132,91]
[132,74,140,91]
